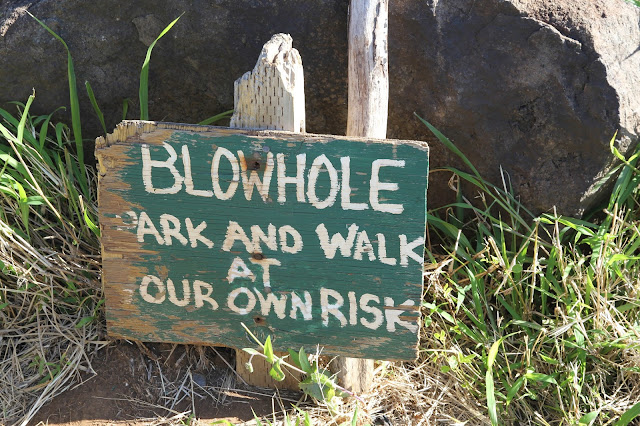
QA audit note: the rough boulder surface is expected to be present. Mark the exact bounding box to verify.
[1,0,639,216]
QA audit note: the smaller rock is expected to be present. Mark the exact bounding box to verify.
[192,372,207,387]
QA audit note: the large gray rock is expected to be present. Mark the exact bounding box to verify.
[390,0,640,216]
[1,0,639,216]
[0,0,349,153]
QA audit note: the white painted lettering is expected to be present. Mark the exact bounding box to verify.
[307,154,339,209]
[222,221,253,253]
[136,211,163,244]
[140,275,165,304]
[370,159,405,214]
[185,218,214,248]
[194,280,218,310]
[399,235,425,266]
[290,291,313,320]
[251,224,277,252]
[278,225,303,254]
[249,257,281,289]
[211,147,240,200]
[167,278,191,307]
[353,230,376,261]
[340,157,368,211]
[141,143,184,194]
[384,297,418,332]
[315,223,359,259]
[377,233,397,265]
[227,287,256,315]
[348,291,357,325]
[227,257,256,284]
[238,151,274,202]
[277,153,306,203]
[182,145,213,197]
[320,287,347,327]
[159,214,188,246]
[254,289,288,319]
[359,294,383,330]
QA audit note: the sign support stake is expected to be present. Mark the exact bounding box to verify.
[230,33,306,389]
[329,0,390,395]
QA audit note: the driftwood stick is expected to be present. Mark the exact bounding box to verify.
[231,33,305,390]
[333,0,389,394]
[346,0,389,139]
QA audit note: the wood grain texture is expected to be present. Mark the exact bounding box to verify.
[230,33,305,133]
[347,0,389,139]
[336,0,390,393]
[230,33,306,389]
[96,121,428,362]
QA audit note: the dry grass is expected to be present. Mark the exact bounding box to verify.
[0,100,106,425]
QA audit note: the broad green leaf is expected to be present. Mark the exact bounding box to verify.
[122,98,130,121]
[415,113,481,178]
[299,347,312,373]
[524,372,557,385]
[83,207,100,238]
[17,93,35,148]
[269,359,285,381]
[299,371,335,402]
[288,348,301,368]
[29,13,85,177]
[263,335,274,363]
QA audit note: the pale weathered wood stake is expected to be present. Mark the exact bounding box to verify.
[333,0,389,394]
[231,33,305,389]
[346,0,389,139]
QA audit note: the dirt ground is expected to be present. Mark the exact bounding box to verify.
[30,341,301,425]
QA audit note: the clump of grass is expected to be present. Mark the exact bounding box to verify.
[0,12,191,425]
[418,115,640,425]
[0,95,105,424]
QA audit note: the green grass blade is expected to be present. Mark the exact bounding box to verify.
[616,401,640,426]
[506,375,526,406]
[139,13,183,120]
[29,12,87,195]
[38,108,63,150]
[609,132,640,175]
[415,113,481,178]
[579,411,598,425]
[122,98,131,121]
[17,92,35,148]
[486,338,503,426]
[85,81,107,134]
[0,107,21,129]
[198,109,234,126]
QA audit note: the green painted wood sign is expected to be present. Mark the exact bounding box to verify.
[96,121,429,360]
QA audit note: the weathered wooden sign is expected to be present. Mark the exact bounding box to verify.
[96,121,428,360]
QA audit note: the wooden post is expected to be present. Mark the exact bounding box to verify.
[231,33,305,389]
[346,0,388,139]
[332,0,389,394]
